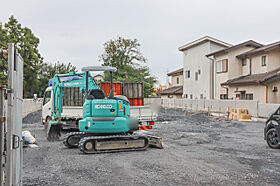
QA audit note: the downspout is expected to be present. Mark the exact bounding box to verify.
[265,84,268,103]
[207,56,215,99]
[249,58,252,75]
[261,81,268,103]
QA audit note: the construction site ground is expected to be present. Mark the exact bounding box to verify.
[22,109,280,186]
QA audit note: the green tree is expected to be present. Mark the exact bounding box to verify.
[0,16,43,97]
[99,36,157,97]
[38,61,77,97]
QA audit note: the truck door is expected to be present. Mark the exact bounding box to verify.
[42,89,52,123]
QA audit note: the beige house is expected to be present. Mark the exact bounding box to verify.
[158,68,183,99]
[207,40,280,103]
[179,36,232,99]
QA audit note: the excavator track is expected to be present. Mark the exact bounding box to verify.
[78,135,149,154]
[63,132,87,148]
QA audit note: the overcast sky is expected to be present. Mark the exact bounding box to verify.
[1,0,280,84]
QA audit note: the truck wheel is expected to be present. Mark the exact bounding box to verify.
[266,128,280,149]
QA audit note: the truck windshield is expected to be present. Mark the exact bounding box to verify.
[43,90,51,105]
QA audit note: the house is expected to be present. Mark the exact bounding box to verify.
[205,40,263,100]
[158,68,183,98]
[179,36,232,100]
[207,40,280,103]
[92,74,104,83]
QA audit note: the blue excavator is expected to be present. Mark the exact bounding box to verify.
[48,66,160,154]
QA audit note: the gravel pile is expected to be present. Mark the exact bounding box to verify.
[186,113,210,124]
[23,110,42,124]
[157,108,186,121]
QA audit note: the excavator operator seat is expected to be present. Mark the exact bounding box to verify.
[88,89,105,99]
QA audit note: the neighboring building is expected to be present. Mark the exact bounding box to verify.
[207,40,280,103]
[167,68,184,86]
[158,68,183,98]
[206,40,263,100]
[179,36,232,100]
[93,74,104,83]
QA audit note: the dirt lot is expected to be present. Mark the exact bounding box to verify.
[23,108,280,186]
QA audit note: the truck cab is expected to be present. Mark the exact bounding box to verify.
[264,106,280,148]
[42,87,53,125]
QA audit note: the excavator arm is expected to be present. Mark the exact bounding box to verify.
[47,72,98,141]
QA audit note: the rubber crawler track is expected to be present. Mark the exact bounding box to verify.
[63,132,86,148]
[78,135,149,154]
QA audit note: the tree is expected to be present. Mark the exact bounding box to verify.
[37,61,77,97]
[99,36,157,97]
[0,16,43,97]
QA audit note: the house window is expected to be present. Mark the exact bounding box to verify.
[236,94,241,100]
[261,56,267,66]
[177,77,179,84]
[198,69,201,75]
[190,94,193,99]
[216,59,228,73]
[220,94,228,100]
[245,94,253,100]
[200,94,203,99]
[185,94,188,99]
[195,72,198,81]
[242,59,247,66]
[185,70,190,79]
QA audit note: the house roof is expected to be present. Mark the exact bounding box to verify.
[157,86,183,95]
[167,68,183,76]
[221,67,280,86]
[93,74,103,78]
[178,36,232,52]
[206,40,263,57]
[236,41,280,59]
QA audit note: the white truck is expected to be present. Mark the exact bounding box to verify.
[41,86,158,129]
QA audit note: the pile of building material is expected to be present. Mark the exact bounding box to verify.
[228,107,252,122]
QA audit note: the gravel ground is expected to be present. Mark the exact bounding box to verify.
[22,108,280,186]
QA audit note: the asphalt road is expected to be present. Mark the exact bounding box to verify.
[22,109,280,186]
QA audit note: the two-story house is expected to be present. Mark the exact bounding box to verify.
[206,40,263,100]
[207,40,280,103]
[158,68,183,98]
[179,36,232,99]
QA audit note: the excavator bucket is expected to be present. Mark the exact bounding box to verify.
[147,135,163,149]
[47,120,62,141]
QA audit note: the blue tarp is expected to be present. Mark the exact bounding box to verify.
[48,76,80,86]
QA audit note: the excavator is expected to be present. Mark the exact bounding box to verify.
[47,66,162,154]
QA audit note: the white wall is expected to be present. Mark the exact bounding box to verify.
[145,98,280,118]
[182,41,228,100]
[22,99,42,117]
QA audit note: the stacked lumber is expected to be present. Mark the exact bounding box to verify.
[228,107,252,122]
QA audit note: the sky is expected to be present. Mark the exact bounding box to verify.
[1,0,280,85]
